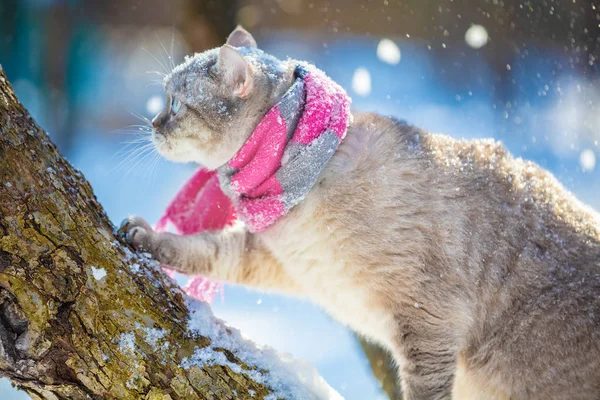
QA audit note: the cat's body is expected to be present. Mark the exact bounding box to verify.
[124,27,600,399]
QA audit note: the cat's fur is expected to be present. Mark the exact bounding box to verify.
[124,27,600,399]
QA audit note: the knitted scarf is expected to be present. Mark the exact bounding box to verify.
[156,64,351,301]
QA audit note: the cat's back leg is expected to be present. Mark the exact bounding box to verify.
[457,281,600,400]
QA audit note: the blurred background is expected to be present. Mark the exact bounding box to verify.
[0,0,599,398]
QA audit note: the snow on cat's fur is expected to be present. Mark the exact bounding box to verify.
[124,27,600,399]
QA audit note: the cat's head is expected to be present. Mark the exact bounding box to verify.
[151,27,291,169]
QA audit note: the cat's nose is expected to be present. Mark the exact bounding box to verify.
[152,114,167,129]
[152,94,172,128]
[151,115,162,129]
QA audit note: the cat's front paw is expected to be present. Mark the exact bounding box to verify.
[119,216,155,252]
[118,216,178,265]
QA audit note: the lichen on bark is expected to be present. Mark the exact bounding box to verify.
[0,67,334,400]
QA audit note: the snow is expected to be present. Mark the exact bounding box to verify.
[376,39,401,65]
[183,298,343,400]
[146,95,164,115]
[118,332,136,354]
[91,266,107,280]
[130,262,140,273]
[580,149,596,172]
[115,241,342,397]
[351,68,371,97]
[465,25,489,49]
[138,324,167,350]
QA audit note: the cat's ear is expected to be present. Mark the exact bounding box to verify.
[226,25,257,48]
[218,45,254,98]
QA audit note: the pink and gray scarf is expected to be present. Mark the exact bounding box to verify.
[156,64,351,301]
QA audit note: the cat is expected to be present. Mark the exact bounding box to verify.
[123,26,600,399]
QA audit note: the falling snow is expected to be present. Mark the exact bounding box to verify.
[376,38,401,65]
[465,25,489,49]
[352,67,371,96]
[146,95,164,115]
[580,149,596,172]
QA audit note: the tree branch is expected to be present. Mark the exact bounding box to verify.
[0,67,340,400]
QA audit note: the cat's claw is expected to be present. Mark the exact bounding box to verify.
[119,216,155,251]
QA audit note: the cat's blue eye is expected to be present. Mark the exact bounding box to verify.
[171,98,182,114]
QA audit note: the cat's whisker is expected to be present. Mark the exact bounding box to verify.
[169,26,177,71]
[114,143,155,176]
[111,130,152,159]
[156,33,175,74]
[145,151,163,186]
[110,130,152,142]
[110,125,152,135]
[145,70,167,78]
[115,142,151,161]
[128,109,153,126]
[113,146,154,173]
[110,130,144,136]
[152,152,163,180]
[141,46,170,76]
[143,71,166,87]
[141,148,156,182]
[120,138,152,148]
[113,133,152,141]
[124,145,157,178]
[112,141,155,172]
[117,125,153,132]
[113,145,142,163]
[146,82,165,88]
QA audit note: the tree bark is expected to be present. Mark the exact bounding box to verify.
[0,67,338,400]
[358,338,401,400]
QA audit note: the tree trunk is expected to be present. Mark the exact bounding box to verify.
[358,338,401,400]
[0,67,339,400]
